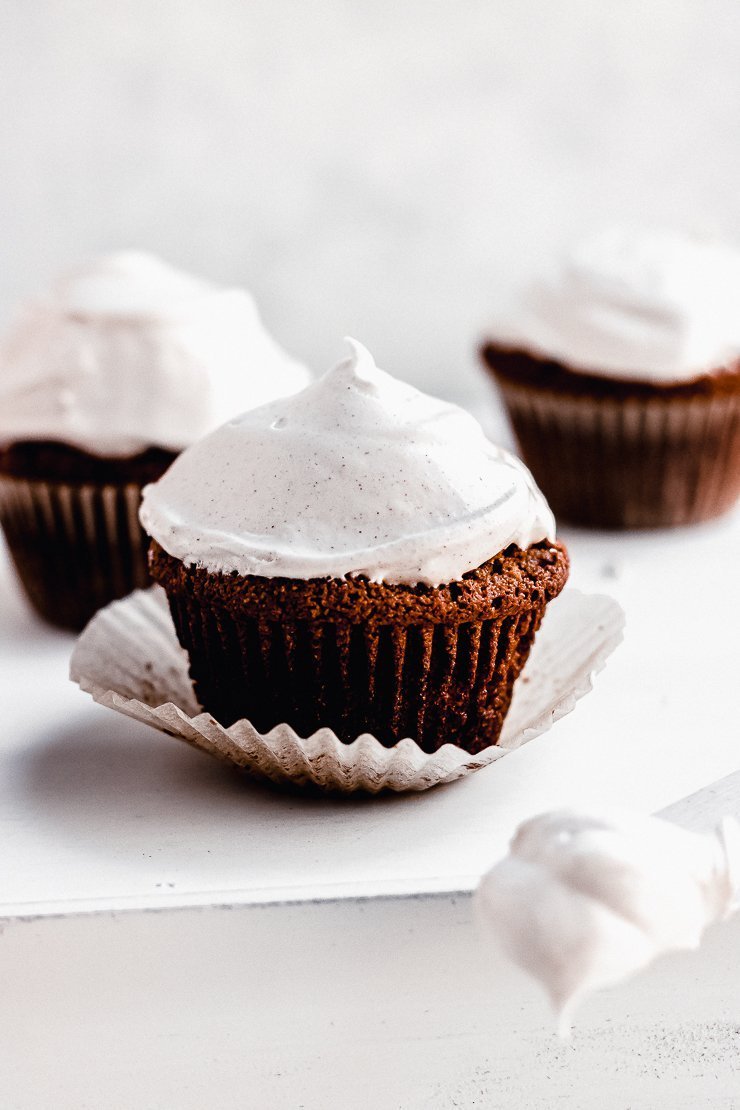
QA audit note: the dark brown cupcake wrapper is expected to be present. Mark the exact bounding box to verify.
[149,538,569,755]
[495,380,740,529]
[164,588,549,754]
[0,475,151,630]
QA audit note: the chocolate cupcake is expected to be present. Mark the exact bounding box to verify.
[481,229,740,529]
[140,339,568,754]
[0,251,309,629]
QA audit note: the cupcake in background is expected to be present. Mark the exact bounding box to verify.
[480,229,740,529]
[0,251,309,629]
[140,339,568,754]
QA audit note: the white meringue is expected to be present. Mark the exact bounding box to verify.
[140,338,555,586]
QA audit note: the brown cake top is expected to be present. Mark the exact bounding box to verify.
[149,538,569,627]
[0,440,178,485]
[481,342,740,400]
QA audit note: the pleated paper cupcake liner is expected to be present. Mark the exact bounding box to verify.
[70,585,624,793]
[167,589,544,754]
[0,474,151,630]
[497,381,740,529]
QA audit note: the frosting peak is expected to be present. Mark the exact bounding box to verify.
[140,339,555,586]
[338,336,378,386]
[0,252,310,457]
[496,228,740,382]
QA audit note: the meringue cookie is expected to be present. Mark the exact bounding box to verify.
[476,809,740,1034]
[140,338,555,586]
[496,228,740,382]
[0,251,310,457]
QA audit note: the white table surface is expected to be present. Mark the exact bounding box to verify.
[3,769,740,1110]
[2,506,739,920]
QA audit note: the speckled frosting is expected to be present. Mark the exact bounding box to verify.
[140,339,555,587]
[493,228,740,383]
[0,251,310,457]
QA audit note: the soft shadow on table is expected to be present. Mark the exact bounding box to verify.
[0,579,71,648]
[15,709,473,865]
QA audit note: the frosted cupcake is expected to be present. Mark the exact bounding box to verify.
[0,251,309,629]
[140,340,568,754]
[481,229,740,528]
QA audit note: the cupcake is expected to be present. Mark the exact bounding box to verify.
[0,251,309,629]
[481,229,740,528]
[140,339,568,755]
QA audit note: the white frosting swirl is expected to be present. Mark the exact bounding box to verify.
[140,339,555,586]
[476,809,740,1034]
[497,229,740,382]
[0,251,310,457]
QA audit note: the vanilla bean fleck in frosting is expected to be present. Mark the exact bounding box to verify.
[494,228,740,382]
[0,251,309,457]
[140,338,555,586]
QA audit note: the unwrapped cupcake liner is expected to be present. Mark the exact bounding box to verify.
[497,381,740,529]
[70,585,624,793]
[0,474,151,630]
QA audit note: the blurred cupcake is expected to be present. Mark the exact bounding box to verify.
[481,229,740,528]
[140,339,568,755]
[0,251,309,629]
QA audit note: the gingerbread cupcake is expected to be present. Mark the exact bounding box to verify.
[481,229,740,528]
[0,251,309,629]
[140,340,568,754]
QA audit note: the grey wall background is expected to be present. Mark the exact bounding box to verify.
[2,1,740,398]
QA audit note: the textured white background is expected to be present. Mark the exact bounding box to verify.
[2,1,740,395]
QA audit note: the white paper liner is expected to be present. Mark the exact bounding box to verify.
[70,586,624,793]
